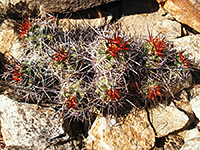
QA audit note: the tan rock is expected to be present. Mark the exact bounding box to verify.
[173,90,193,114]
[190,84,200,98]
[0,19,23,58]
[157,0,200,33]
[120,8,182,40]
[58,15,113,32]
[85,109,155,150]
[190,94,200,121]
[172,90,197,132]
[149,103,189,137]
[189,0,200,9]
[157,0,167,2]
[180,128,200,150]
[164,134,184,150]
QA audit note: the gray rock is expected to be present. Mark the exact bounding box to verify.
[1,0,119,17]
[0,95,67,149]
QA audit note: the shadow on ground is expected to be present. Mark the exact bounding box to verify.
[56,0,159,21]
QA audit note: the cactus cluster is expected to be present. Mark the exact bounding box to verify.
[3,14,192,121]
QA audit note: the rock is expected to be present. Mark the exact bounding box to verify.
[58,0,182,39]
[190,94,200,121]
[190,84,200,98]
[149,103,189,137]
[0,121,6,149]
[173,90,193,114]
[164,134,184,150]
[174,35,200,67]
[120,1,182,40]
[0,1,200,149]
[1,0,119,17]
[172,90,198,132]
[180,128,200,150]
[0,19,23,59]
[0,19,23,93]
[0,95,74,149]
[58,15,113,32]
[192,0,200,10]
[156,0,200,33]
[121,10,182,40]
[165,71,192,99]
[85,109,155,150]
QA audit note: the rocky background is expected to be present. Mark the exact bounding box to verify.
[0,0,200,149]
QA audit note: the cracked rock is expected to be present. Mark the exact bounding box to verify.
[149,103,189,137]
[0,95,72,149]
[85,109,155,150]
[156,0,200,33]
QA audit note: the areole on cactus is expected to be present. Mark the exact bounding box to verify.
[18,21,31,36]
[147,34,167,57]
[106,34,129,58]
[105,88,120,101]
[148,85,162,102]
[12,64,23,84]
[64,94,77,109]
[178,52,190,68]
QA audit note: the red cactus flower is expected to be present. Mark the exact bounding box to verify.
[64,95,77,109]
[12,64,23,83]
[105,88,120,101]
[148,85,162,101]
[148,35,167,57]
[18,21,31,36]
[106,34,129,58]
[179,52,189,68]
[52,49,67,62]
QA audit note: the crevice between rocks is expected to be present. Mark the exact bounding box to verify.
[172,100,199,134]
[0,52,9,94]
[146,108,158,137]
[0,120,6,149]
[44,114,97,149]
[147,96,200,149]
